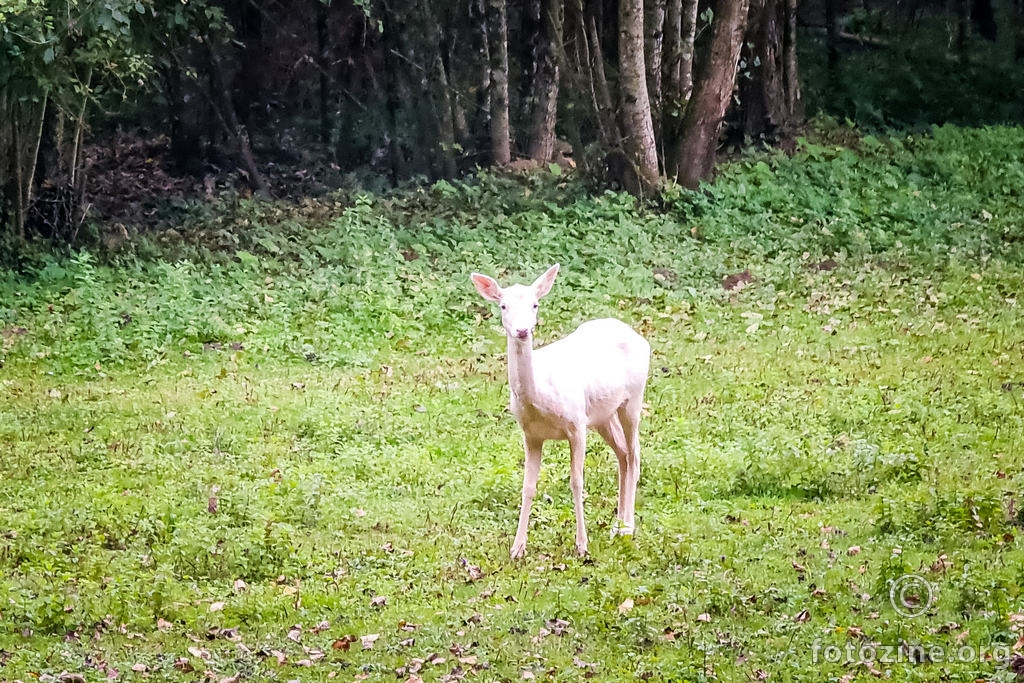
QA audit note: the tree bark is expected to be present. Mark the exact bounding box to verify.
[782,0,802,122]
[739,0,786,140]
[679,0,697,100]
[645,0,666,158]
[486,0,512,165]
[427,16,459,177]
[674,0,750,188]
[528,0,564,161]
[618,0,660,189]
[663,0,682,99]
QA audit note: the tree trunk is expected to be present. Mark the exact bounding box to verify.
[486,0,512,165]
[679,0,697,99]
[782,0,802,122]
[469,0,493,158]
[645,0,666,162]
[528,0,564,161]
[588,13,619,143]
[427,17,459,177]
[316,0,330,144]
[738,0,790,140]
[206,41,271,196]
[618,0,660,189]
[674,0,750,188]
[662,0,696,173]
[521,0,543,117]
[826,0,840,78]
[382,13,409,184]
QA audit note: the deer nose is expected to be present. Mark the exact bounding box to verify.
[515,328,530,340]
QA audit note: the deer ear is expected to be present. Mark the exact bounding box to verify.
[471,272,503,302]
[532,264,560,299]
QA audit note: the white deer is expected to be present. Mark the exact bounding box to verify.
[471,264,651,558]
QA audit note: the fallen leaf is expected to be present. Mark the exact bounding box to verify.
[331,635,356,651]
[209,601,225,612]
[233,579,248,593]
[618,598,634,615]
[847,546,861,556]
[156,618,173,632]
[370,595,387,608]
[697,613,711,623]
[173,657,193,672]
[361,633,380,649]
[287,626,302,642]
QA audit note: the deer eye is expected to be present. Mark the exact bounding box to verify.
[533,303,538,309]
[500,304,507,310]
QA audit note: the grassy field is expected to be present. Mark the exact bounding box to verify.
[2,124,1024,682]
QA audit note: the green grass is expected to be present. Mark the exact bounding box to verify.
[2,124,1024,681]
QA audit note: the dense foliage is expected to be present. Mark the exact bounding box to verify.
[1,125,1024,681]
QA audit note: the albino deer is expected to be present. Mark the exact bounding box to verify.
[471,264,651,558]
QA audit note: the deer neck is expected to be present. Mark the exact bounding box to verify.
[507,335,538,405]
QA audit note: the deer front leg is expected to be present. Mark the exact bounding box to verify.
[511,436,543,559]
[568,426,588,556]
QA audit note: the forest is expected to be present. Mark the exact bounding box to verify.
[2,0,1024,681]
[2,0,1021,254]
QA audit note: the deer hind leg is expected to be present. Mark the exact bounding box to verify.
[511,435,544,559]
[595,416,630,535]
[615,397,643,535]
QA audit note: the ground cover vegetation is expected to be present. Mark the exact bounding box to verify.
[2,122,1024,681]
